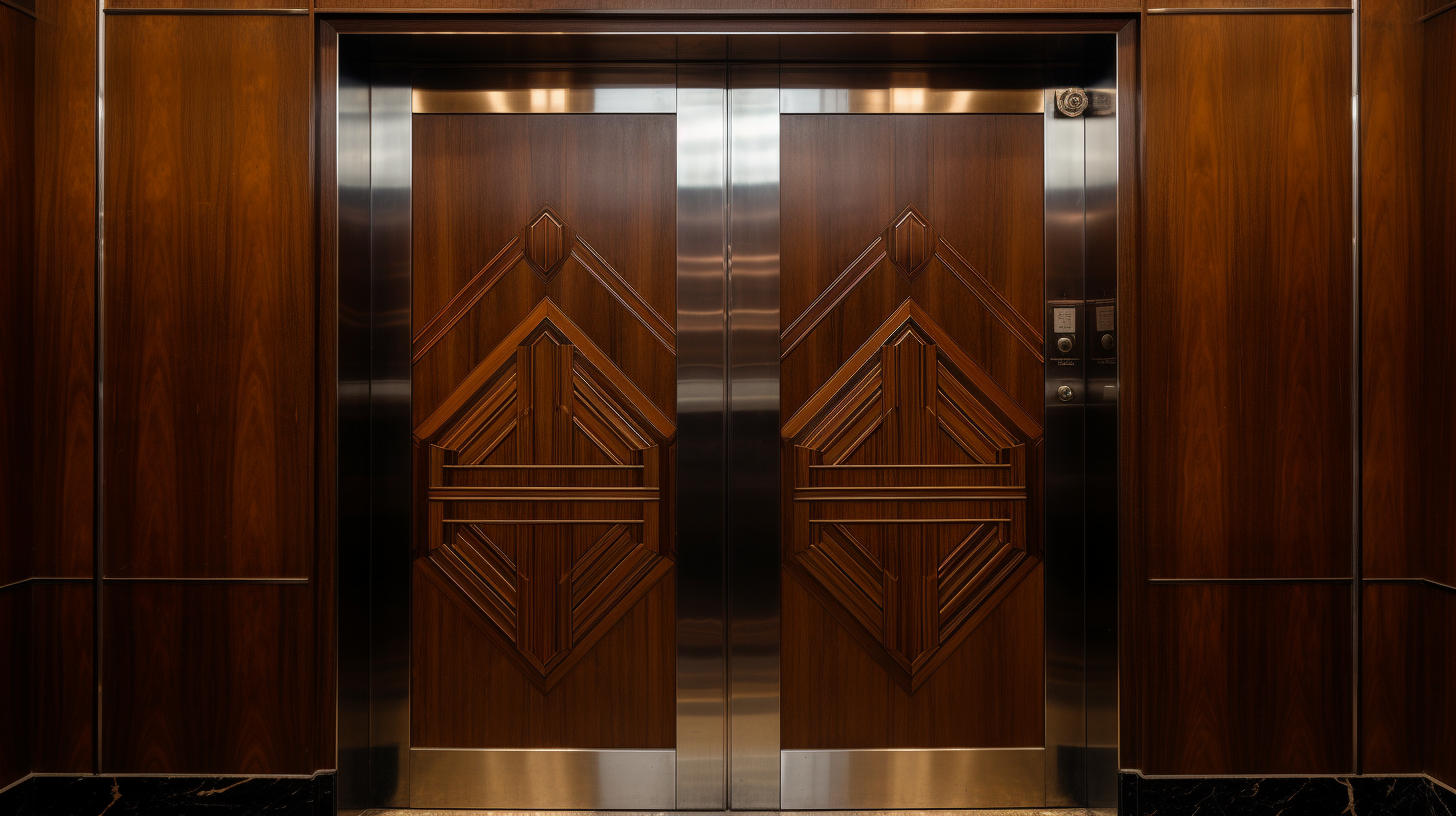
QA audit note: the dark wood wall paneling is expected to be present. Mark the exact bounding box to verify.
[1136,12,1355,774]
[28,0,99,777]
[0,0,35,794]
[1423,3,1456,790]
[102,12,322,774]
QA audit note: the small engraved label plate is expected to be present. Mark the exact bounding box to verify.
[1053,307,1076,334]
[1095,305,1114,332]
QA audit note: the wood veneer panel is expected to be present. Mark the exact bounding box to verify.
[411,566,675,748]
[1140,583,1352,774]
[1361,0,1425,580]
[0,587,29,790]
[1426,11,1456,590]
[781,565,1042,748]
[31,583,93,773]
[1360,582,1423,772]
[1143,14,1353,580]
[0,3,33,589]
[33,0,96,579]
[103,14,313,579]
[102,583,315,773]
[1428,586,1456,789]
[410,113,677,750]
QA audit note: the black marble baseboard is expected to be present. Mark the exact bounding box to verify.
[0,773,333,816]
[1121,772,1456,816]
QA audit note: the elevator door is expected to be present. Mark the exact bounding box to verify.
[769,69,1057,810]
[386,61,1103,812]
[406,68,686,810]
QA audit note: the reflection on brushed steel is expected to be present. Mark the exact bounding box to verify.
[1043,83,1089,808]
[781,749,1045,809]
[781,87,1043,115]
[1083,48,1122,809]
[727,66,781,811]
[410,749,676,810]
[413,65,677,114]
[369,70,415,809]
[675,64,729,812]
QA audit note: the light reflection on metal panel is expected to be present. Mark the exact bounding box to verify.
[781,749,1045,810]
[410,749,676,810]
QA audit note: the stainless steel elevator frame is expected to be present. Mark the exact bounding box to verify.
[330,24,1122,813]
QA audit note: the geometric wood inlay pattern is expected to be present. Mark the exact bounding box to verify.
[413,207,676,691]
[781,209,1045,693]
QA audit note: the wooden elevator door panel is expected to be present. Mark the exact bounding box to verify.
[780,114,1047,749]
[410,114,677,750]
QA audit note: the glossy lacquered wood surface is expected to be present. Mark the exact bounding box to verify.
[1143,14,1353,580]
[411,114,677,749]
[32,0,95,580]
[30,583,94,773]
[1425,11,1456,591]
[104,14,313,579]
[779,113,1045,749]
[1360,583,1423,772]
[1362,0,1426,580]
[1139,583,1353,774]
[105,0,305,8]
[0,2,33,590]
[102,583,316,773]
[318,0,1139,9]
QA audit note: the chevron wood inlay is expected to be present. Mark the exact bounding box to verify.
[783,292,1043,692]
[415,300,674,690]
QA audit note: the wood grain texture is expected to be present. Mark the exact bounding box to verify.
[1425,10,1456,590]
[411,114,676,749]
[1143,14,1353,579]
[0,587,30,791]
[102,583,316,773]
[412,566,675,748]
[1360,583,1423,772]
[1361,0,1425,580]
[0,2,34,589]
[782,564,1043,748]
[780,112,1044,749]
[103,14,314,579]
[1139,583,1352,774]
[1428,586,1456,788]
[31,583,94,773]
[32,0,96,579]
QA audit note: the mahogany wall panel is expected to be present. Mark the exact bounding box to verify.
[1360,583,1423,772]
[106,1,305,8]
[1426,9,1456,591]
[1362,0,1425,580]
[32,0,96,579]
[30,583,93,773]
[103,14,314,579]
[1143,14,1353,579]
[1140,583,1352,774]
[102,583,315,773]
[1429,586,1456,788]
[0,587,29,791]
[0,1,34,590]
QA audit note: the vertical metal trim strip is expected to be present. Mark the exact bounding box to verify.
[726,65,781,811]
[1082,39,1123,809]
[1043,85,1089,808]
[675,63,730,811]
[334,36,373,813]
[368,71,413,808]
[1350,0,1363,775]
[93,0,105,775]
